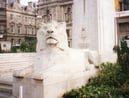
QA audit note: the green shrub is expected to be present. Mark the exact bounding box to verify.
[89,63,121,86]
[63,63,124,98]
[20,39,36,52]
[10,46,17,53]
[63,40,129,98]
[114,40,129,73]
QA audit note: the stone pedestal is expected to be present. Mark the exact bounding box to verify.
[13,76,43,98]
[13,69,97,98]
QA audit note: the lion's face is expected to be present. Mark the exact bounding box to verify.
[44,23,60,45]
[36,21,68,52]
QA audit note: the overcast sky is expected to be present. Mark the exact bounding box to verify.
[21,0,38,5]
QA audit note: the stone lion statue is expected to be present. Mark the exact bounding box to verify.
[13,21,99,98]
[14,21,99,79]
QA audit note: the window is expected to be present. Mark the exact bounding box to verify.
[65,7,72,22]
[25,26,27,34]
[119,0,129,11]
[0,25,4,30]
[65,13,68,22]
[124,0,129,10]
[22,16,24,22]
[66,29,70,39]
[46,9,49,14]
[18,39,21,44]
[28,17,31,24]
[10,25,14,33]
[66,29,71,47]
[43,15,47,23]
[0,3,2,7]
[18,15,21,22]
[46,9,52,22]
[119,22,129,33]
[27,27,31,34]
[11,39,14,46]
[47,14,52,22]
[119,1,123,11]
[10,14,13,20]
[17,26,21,34]
[25,17,27,22]
[32,28,34,34]
[0,25,5,33]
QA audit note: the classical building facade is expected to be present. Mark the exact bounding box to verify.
[115,0,129,42]
[0,0,6,41]
[0,0,37,48]
[37,0,73,47]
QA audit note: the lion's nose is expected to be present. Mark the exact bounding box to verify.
[47,30,54,34]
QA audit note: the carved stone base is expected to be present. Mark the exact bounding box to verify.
[13,75,43,98]
[13,69,97,98]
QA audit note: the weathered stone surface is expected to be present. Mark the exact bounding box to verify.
[13,21,98,98]
[72,0,117,63]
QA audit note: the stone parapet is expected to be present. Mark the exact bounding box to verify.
[0,53,35,73]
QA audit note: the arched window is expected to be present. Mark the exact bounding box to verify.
[46,9,52,22]
[17,26,21,34]
[65,7,72,22]
[18,39,21,44]
[11,39,14,46]
[10,25,14,33]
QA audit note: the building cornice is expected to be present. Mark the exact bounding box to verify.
[38,0,73,8]
[6,8,36,17]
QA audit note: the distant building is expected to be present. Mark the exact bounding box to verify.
[115,0,129,43]
[0,0,37,48]
[0,0,6,41]
[37,0,73,47]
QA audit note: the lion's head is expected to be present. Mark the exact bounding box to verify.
[36,21,68,52]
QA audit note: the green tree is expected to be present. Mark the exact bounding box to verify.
[20,39,36,52]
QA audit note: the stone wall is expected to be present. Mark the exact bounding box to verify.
[0,53,35,73]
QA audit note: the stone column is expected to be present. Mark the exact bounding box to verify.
[72,0,117,62]
[72,0,99,50]
[97,0,116,54]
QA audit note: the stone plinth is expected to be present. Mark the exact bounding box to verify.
[13,76,43,98]
[13,69,97,98]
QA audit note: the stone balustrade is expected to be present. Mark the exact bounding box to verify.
[0,53,35,73]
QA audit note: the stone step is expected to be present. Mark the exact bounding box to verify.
[0,59,33,64]
[0,80,13,98]
[0,85,12,94]
[0,92,13,98]
[0,63,33,73]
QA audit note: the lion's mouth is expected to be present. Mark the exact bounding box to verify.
[46,37,57,41]
[46,36,58,44]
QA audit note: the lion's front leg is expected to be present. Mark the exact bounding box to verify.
[32,71,44,80]
[13,66,33,78]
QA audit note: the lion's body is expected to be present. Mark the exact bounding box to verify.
[14,21,99,77]
[13,21,99,98]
